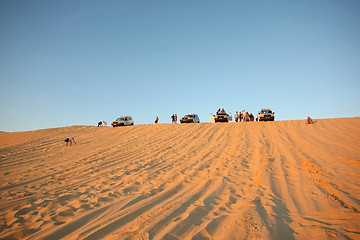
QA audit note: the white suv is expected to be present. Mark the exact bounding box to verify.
[257,109,275,121]
[111,116,134,127]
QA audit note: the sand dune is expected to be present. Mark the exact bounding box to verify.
[0,118,359,240]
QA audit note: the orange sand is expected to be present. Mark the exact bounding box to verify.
[0,118,359,239]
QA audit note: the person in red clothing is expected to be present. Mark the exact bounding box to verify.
[155,116,159,124]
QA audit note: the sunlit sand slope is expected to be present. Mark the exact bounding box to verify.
[0,118,359,239]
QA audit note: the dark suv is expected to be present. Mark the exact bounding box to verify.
[180,114,200,123]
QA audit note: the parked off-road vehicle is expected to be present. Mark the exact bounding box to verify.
[111,116,134,126]
[180,114,200,123]
[214,109,232,123]
[257,109,275,121]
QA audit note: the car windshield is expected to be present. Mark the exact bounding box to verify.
[262,110,272,113]
[116,117,127,121]
[185,115,194,118]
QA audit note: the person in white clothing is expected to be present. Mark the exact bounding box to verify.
[242,110,247,122]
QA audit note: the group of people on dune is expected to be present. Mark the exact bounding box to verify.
[171,114,178,123]
[235,110,255,122]
[216,108,255,122]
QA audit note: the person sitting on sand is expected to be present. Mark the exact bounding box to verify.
[65,137,76,146]
[307,116,313,124]
[98,121,103,127]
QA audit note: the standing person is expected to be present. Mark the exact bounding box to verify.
[65,137,76,146]
[103,121,107,126]
[242,110,246,122]
[171,114,175,123]
[175,114,178,123]
[155,116,159,124]
[235,111,239,122]
[249,113,254,121]
[98,121,103,127]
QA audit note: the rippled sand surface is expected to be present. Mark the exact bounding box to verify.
[1,118,359,239]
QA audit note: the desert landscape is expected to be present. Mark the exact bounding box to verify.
[0,117,359,240]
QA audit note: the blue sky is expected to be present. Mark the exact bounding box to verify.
[1,0,359,132]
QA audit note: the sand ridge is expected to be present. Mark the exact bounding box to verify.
[0,118,359,239]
